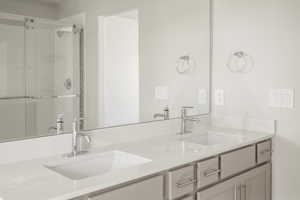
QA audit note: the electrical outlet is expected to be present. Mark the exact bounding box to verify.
[155,86,169,100]
[198,89,207,105]
[215,89,224,106]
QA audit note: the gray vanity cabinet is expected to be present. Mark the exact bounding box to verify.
[197,163,271,200]
[88,175,164,200]
[197,174,240,200]
[73,140,272,200]
[240,163,271,200]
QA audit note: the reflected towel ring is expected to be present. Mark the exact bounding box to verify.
[176,55,196,74]
[227,51,254,73]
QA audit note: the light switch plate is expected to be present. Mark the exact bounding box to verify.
[198,89,207,105]
[215,89,224,106]
[269,89,294,108]
[155,86,169,100]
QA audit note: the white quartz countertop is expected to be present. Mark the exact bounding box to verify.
[0,128,274,200]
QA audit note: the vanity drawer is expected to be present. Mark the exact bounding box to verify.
[220,145,256,179]
[197,157,219,189]
[257,140,272,164]
[167,165,195,199]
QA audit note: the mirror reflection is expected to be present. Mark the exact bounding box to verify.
[0,0,210,141]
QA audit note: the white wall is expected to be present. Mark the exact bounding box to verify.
[212,0,300,199]
[138,0,210,121]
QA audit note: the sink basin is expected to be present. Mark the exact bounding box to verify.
[185,133,240,146]
[45,151,151,180]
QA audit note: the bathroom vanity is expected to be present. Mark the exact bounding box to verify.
[0,128,273,200]
[72,139,272,200]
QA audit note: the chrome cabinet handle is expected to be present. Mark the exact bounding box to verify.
[241,184,247,200]
[176,177,197,188]
[259,149,271,155]
[235,184,242,200]
[234,184,238,200]
[203,169,221,177]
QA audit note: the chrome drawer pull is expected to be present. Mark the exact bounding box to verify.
[241,184,247,200]
[259,149,271,155]
[176,177,197,188]
[203,169,221,177]
[234,184,238,200]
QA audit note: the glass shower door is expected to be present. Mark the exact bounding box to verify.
[0,15,80,140]
[25,19,80,137]
[0,17,27,140]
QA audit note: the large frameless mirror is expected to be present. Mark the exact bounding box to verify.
[0,0,211,142]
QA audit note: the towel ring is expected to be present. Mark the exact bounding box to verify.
[227,51,254,73]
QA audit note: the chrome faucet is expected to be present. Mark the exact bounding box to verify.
[179,106,200,135]
[48,114,64,135]
[65,118,91,158]
[153,106,170,120]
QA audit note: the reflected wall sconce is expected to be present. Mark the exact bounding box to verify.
[176,54,196,75]
[227,50,254,74]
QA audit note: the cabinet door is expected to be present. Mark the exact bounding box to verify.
[198,163,271,200]
[197,176,241,200]
[241,163,271,200]
[181,196,194,200]
[88,175,163,200]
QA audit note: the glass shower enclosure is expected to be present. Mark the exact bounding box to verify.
[0,13,81,141]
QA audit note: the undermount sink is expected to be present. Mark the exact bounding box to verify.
[185,133,240,146]
[45,151,151,180]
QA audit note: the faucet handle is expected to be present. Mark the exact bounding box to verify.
[181,106,194,117]
[73,117,86,122]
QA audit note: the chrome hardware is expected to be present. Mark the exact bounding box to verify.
[241,184,247,200]
[153,106,170,120]
[56,114,64,134]
[25,18,35,29]
[234,184,239,200]
[259,149,271,155]
[178,106,201,135]
[0,94,79,101]
[48,114,64,135]
[64,78,72,90]
[33,94,79,100]
[176,177,197,188]
[0,96,29,100]
[203,169,221,177]
[65,118,91,158]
